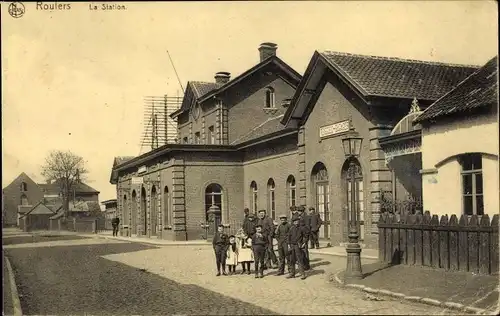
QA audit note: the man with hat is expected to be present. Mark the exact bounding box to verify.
[242,208,256,237]
[308,206,323,249]
[257,209,278,269]
[287,214,307,280]
[275,214,291,276]
[252,224,267,278]
[297,206,311,270]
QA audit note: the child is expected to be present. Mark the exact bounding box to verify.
[212,224,229,276]
[226,235,238,275]
[252,224,267,278]
[237,231,254,275]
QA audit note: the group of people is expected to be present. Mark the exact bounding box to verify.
[212,205,323,280]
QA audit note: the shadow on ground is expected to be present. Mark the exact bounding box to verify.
[339,261,499,310]
[2,235,89,246]
[5,242,277,315]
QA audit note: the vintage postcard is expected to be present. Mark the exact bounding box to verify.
[2,1,498,315]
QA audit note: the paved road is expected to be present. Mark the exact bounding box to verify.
[3,233,452,315]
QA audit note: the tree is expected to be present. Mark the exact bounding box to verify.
[41,150,88,217]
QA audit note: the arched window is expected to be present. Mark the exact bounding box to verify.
[163,186,171,227]
[267,178,276,220]
[131,190,137,235]
[150,186,158,236]
[123,195,128,227]
[205,183,223,221]
[250,181,258,214]
[459,153,483,216]
[342,158,364,241]
[20,194,29,206]
[141,187,147,235]
[265,87,275,108]
[311,162,329,239]
[286,175,296,210]
[20,182,27,192]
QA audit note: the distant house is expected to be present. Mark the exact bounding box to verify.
[102,199,117,230]
[18,201,59,231]
[2,172,100,227]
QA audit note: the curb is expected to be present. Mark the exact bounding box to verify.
[5,256,23,316]
[332,270,491,315]
[309,249,378,261]
[89,234,211,247]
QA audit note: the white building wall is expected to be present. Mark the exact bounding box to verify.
[421,113,499,217]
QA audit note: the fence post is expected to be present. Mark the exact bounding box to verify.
[449,215,459,271]
[93,219,97,234]
[439,215,450,270]
[490,215,499,274]
[430,215,440,268]
[384,214,394,263]
[468,215,480,274]
[391,217,400,264]
[399,214,408,264]
[458,215,469,271]
[406,214,416,265]
[422,212,432,266]
[73,218,77,232]
[479,215,491,274]
[378,213,386,262]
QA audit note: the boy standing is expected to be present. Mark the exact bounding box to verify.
[212,224,229,276]
[275,214,291,276]
[287,215,307,280]
[252,224,267,278]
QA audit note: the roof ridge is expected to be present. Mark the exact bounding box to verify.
[230,114,285,145]
[321,51,481,68]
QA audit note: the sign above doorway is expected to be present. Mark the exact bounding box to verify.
[319,119,351,139]
[131,177,144,185]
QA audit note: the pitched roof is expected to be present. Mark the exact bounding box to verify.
[414,56,498,123]
[230,114,296,145]
[114,156,135,166]
[20,201,56,217]
[38,181,100,195]
[190,81,224,99]
[171,55,301,118]
[320,51,479,100]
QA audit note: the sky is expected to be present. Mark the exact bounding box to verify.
[2,1,498,202]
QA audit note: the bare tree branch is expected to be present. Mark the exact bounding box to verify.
[40,150,89,217]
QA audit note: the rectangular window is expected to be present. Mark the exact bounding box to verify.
[207,126,215,145]
[182,137,188,144]
[194,132,201,144]
[461,154,483,216]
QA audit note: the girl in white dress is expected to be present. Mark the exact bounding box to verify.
[237,230,254,275]
[226,235,238,275]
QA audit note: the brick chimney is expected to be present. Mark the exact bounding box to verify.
[259,42,278,62]
[214,72,231,84]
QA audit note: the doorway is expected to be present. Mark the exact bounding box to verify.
[131,190,137,235]
[141,187,147,235]
[312,162,330,239]
[151,186,158,236]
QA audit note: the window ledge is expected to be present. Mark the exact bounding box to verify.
[263,107,279,115]
[420,168,438,175]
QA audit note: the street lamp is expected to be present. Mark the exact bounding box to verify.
[341,134,364,282]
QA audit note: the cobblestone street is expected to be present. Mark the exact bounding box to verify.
[103,244,452,315]
[3,231,457,315]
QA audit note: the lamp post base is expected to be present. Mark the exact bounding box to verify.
[344,242,363,283]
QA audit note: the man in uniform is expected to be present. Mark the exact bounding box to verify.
[111,216,120,237]
[286,215,307,280]
[275,214,291,276]
[308,207,323,249]
[212,224,229,276]
[257,209,278,269]
[297,206,311,270]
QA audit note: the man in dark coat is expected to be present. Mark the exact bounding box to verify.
[242,208,256,236]
[256,210,278,269]
[212,224,229,276]
[111,216,120,237]
[308,207,323,249]
[252,224,267,278]
[286,215,307,280]
[275,214,291,275]
[297,206,311,270]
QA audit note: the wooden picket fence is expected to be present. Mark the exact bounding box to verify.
[378,211,499,275]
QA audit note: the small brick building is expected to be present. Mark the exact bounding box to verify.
[111,44,478,248]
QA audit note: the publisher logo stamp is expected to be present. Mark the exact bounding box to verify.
[8,2,25,18]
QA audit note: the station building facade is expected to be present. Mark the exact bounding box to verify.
[111,43,480,248]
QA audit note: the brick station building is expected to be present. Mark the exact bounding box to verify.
[110,43,478,248]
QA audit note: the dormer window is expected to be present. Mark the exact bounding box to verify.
[265,87,275,108]
[20,182,27,192]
